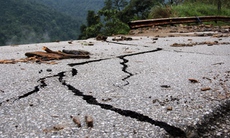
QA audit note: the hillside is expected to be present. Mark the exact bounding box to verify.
[34,0,105,23]
[0,0,85,46]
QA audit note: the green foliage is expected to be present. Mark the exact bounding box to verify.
[120,0,160,23]
[149,5,173,18]
[172,2,230,17]
[99,9,130,35]
[0,0,81,46]
[87,11,100,26]
[78,23,103,40]
[79,0,163,39]
[149,1,230,19]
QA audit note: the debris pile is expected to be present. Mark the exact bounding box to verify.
[0,47,90,64]
[96,35,108,41]
[112,36,133,41]
[129,24,230,37]
[171,41,230,47]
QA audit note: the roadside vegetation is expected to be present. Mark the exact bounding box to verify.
[79,0,230,39]
[149,0,230,18]
[79,0,164,39]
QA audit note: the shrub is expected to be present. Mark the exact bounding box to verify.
[149,5,173,19]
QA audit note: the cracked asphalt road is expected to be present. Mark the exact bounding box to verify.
[0,35,230,137]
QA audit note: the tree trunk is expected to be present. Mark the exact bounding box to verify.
[217,0,221,13]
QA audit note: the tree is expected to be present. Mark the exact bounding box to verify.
[78,0,165,39]
[120,0,164,23]
[86,10,100,26]
[103,0,113,10]
[98,9,129,35]
[217,0,221,12]
[79,10,102,39]
[114,0,128,11]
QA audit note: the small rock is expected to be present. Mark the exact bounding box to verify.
[70,116,81,127]
[188,78,199,83]
[168,35,175,37]
[207,44,213,46]
[102,98,112,102]
[53,124,64,131]
[216,132,222,136]
[96,35,107,41]
[46,69,52,72]
[87,42,94,46]
[167,106,173,111]
[85,116,93,128]
[201,87,211,91]
[152,99,157,104]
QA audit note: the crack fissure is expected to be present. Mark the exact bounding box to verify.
[119,56,133,86]
[56,70,185,137]
[68,48,163,67]
[0,48,186,137]
[0,71,69,106]
[117,48,162,86]
[68,48,163,87]
[164,49,227,56]
[105,40,155,48]
[68,58,110,67]
[105,40,139,46]
[18,86,40,100]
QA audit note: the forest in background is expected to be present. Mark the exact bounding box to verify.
[0,0,104,46]
[1,0,230,46]
[34,0,104,23]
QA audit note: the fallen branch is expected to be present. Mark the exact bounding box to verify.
[0,47,90,64]
[25,46,90,60]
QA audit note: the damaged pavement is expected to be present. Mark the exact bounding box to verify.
[0,32,230,137]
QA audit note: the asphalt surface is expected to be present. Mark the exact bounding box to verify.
[0,34,230,138]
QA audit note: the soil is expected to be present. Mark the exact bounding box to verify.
[128,24,230,37]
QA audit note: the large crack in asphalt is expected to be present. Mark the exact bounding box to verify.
[68,48,163,87]
[68,48,163,67]
[68,58,110,67]
[117,48,163,86]
[57,70,186,137]
[0,71,72,105]
[1,48,162,105]
[0,48,187,137]
[0,79,46,106]
[118,56,133,86]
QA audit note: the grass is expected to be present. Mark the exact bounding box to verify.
[148,2,230,26]
[172,2,230,17]
[149,2,230,18]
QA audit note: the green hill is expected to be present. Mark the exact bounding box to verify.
[34,0,105,23]
[0,0,85,46]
